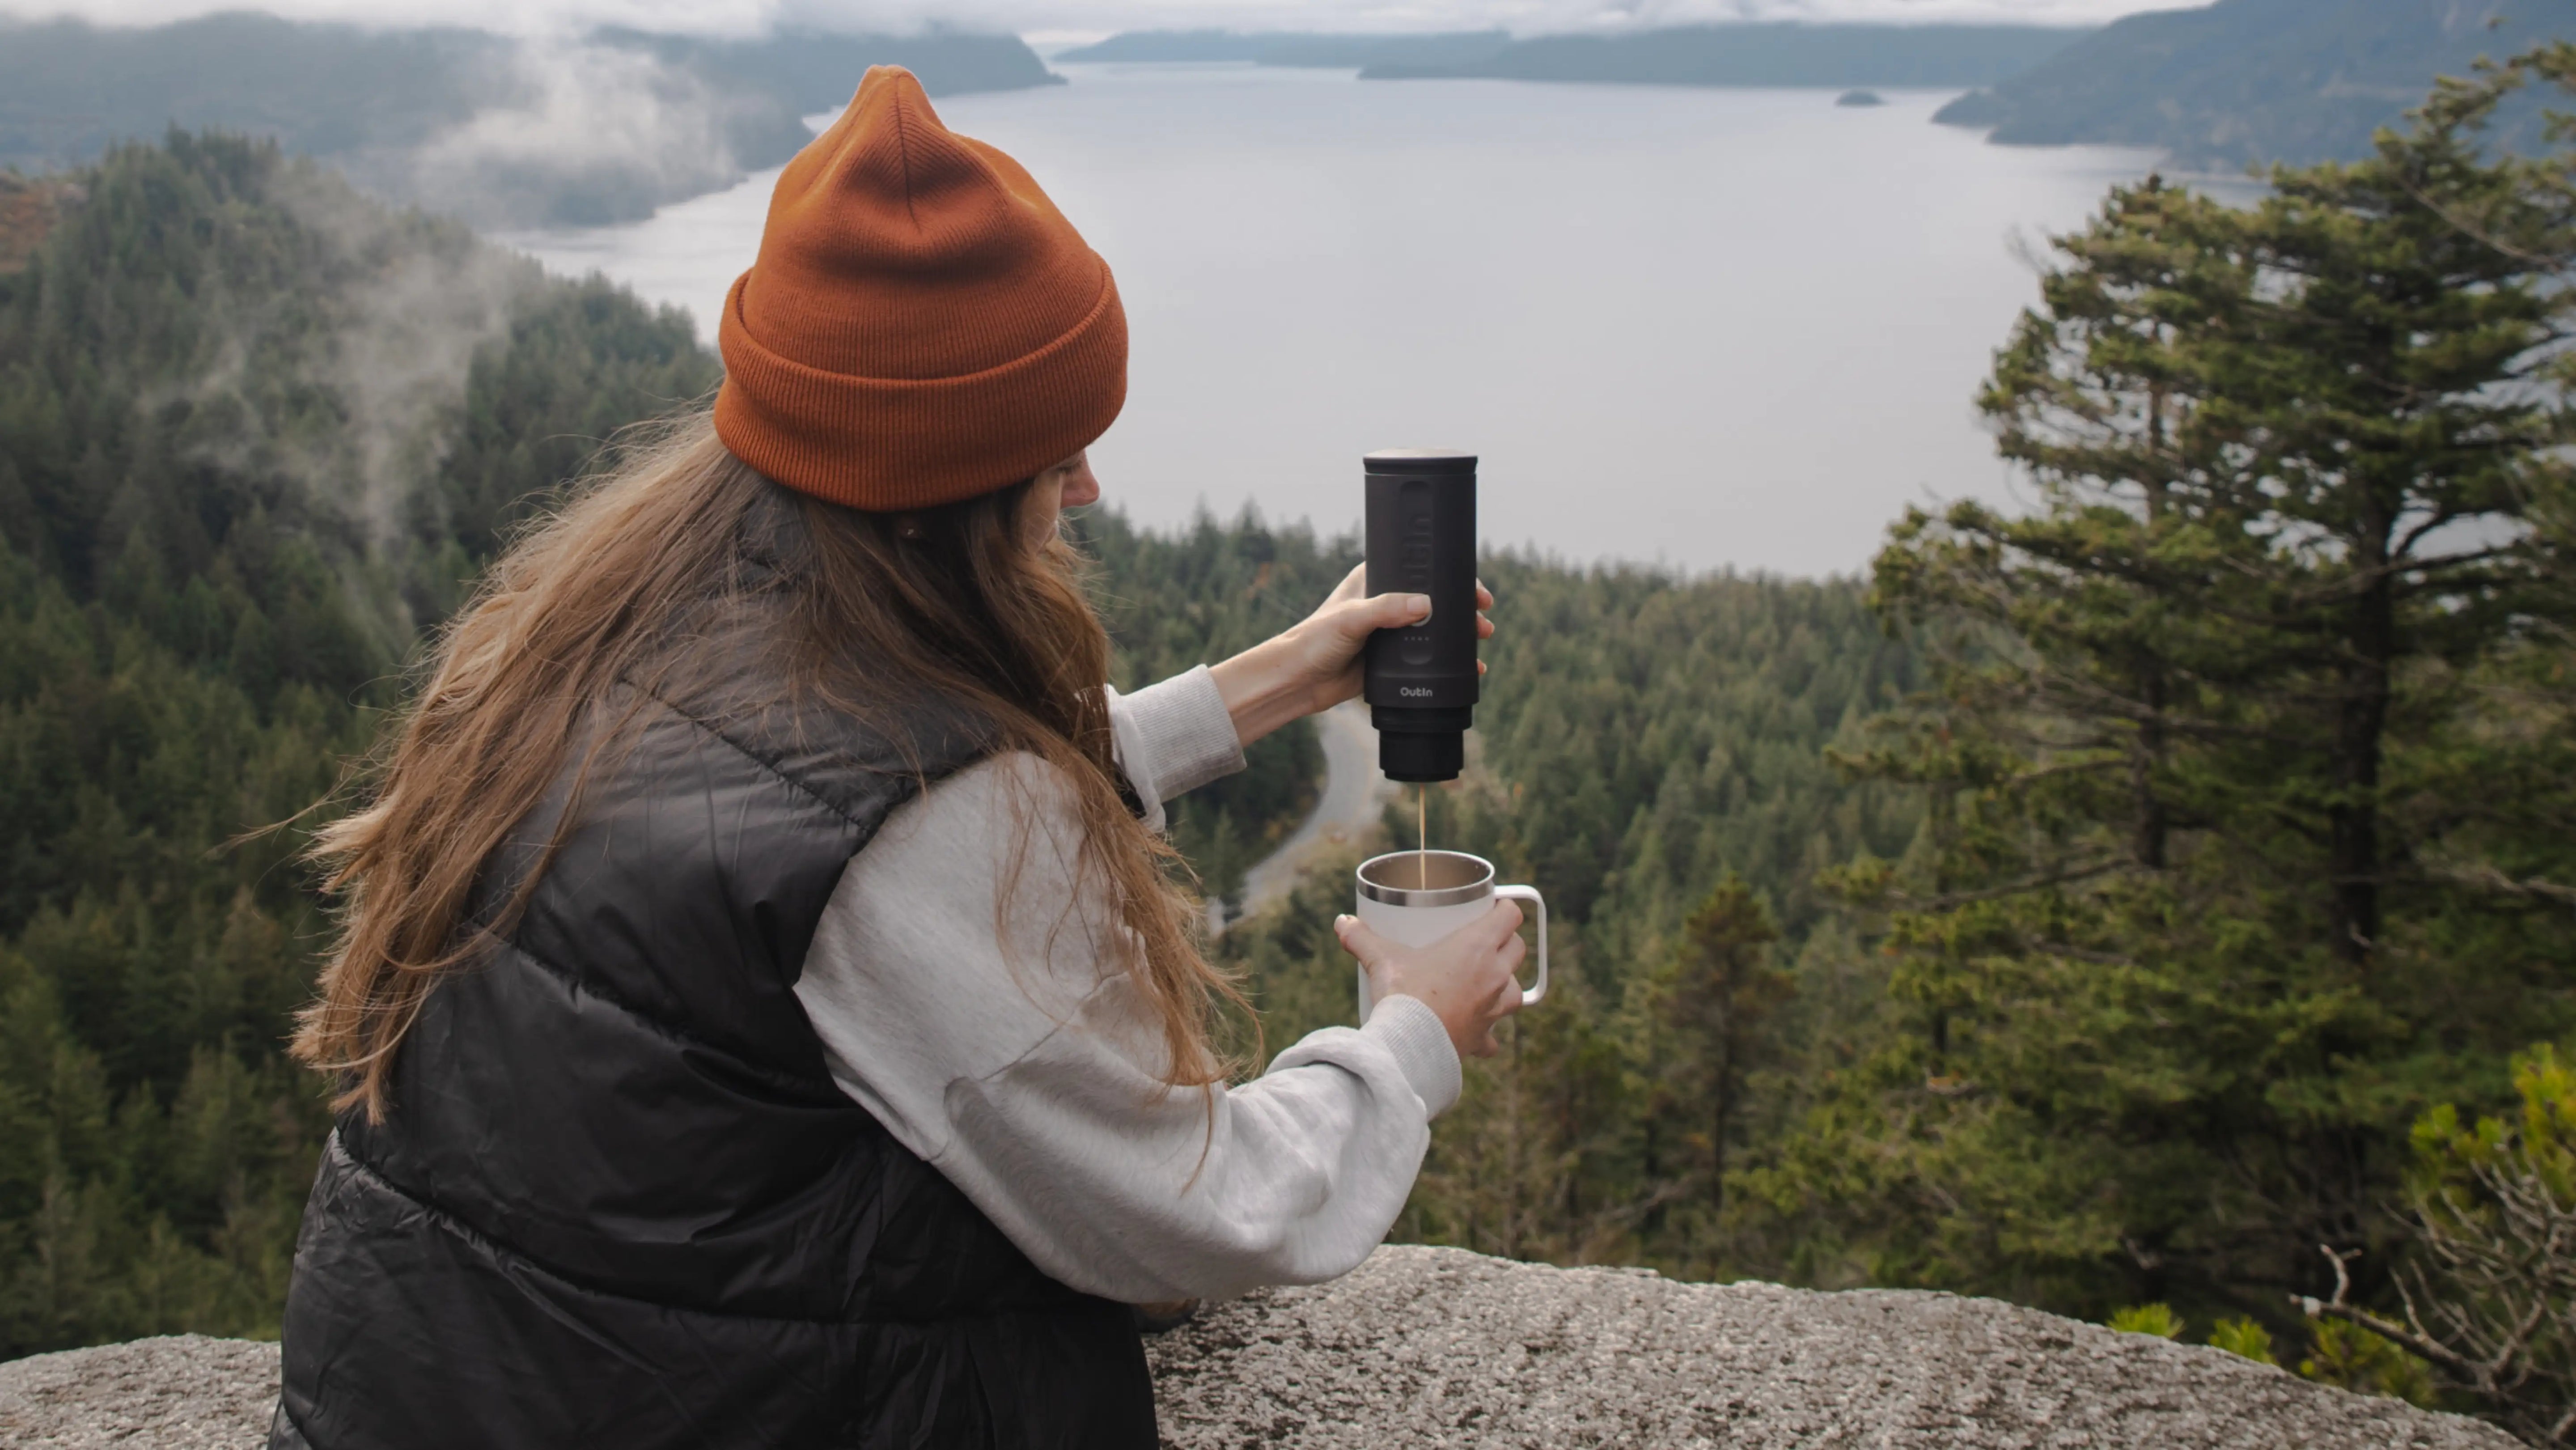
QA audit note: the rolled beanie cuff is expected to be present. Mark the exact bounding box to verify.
[714,263,1130,512]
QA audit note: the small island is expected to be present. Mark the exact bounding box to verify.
[1835,89,1885,107]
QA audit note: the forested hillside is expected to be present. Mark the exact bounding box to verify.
[1935,0,2568,167]
[0,133,719,1356]
[1216,562,1924,1270]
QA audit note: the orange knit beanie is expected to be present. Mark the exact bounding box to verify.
[713,67,1127,510]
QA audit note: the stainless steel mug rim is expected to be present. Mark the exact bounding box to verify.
[1356,849,1495,908]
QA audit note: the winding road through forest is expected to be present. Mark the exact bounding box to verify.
[1216,701,1399,933]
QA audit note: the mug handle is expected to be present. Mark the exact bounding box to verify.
[1493,885,1548,1007]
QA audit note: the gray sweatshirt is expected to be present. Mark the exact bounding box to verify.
[792,667,1462,1306]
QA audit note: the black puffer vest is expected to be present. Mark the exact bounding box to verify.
[270,494,1157,1450]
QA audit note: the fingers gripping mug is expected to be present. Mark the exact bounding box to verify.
[1353,850,1547,1025]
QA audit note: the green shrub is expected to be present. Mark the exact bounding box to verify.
[2207,1318,2277,1366]
[2298,1320,2437,1408]
[2108,1303,2183,1339]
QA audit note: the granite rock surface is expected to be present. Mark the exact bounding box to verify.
[0,1245,2525,1448]
[0,1335,276,1450]
[1146,1246,2522,1447]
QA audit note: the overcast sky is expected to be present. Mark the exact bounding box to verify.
[7,0,2175,40]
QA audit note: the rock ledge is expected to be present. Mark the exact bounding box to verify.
[0,1246,2522,1448]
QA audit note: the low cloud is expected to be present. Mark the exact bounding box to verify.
[154,162,540,563]
[281,177,536,551]
[400,40,760,228]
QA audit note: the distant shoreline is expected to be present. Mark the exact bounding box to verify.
[1056,23,2092,92]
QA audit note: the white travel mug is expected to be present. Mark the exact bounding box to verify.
[1352,850,1547,1025]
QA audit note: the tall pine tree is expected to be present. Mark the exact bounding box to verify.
[1778,47,2576,1326]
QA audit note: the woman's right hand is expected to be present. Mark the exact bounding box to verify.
[1333,903,1528,1059]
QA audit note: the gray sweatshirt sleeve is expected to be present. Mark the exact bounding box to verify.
[1104,665,1246,832]
[792,747,1462,1305]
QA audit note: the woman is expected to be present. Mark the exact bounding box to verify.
[269,67,1526,1450]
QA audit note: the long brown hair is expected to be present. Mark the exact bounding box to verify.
[293,410,1236,1119]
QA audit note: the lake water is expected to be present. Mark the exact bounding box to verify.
[503,64,2182,577]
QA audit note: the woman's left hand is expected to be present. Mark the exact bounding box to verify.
[1208,565,1495,749]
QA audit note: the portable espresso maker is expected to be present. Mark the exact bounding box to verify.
[1362,449,1480,783]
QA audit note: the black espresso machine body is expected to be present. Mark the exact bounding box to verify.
[1362,449,1479,783]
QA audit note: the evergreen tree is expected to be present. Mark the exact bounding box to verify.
[1769,48,2576,1328]
[1630,877,1790,1275]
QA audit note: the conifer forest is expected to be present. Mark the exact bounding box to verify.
[4,47,2576,1446]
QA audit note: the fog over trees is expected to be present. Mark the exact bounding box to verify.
[0,15,1060,227]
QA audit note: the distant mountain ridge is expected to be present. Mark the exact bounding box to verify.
[599,27,1065,118]
[1053,30,1510,69]
[1934,0,2570,166]
[1358,23,2093,88]
[0,13,1061,228]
